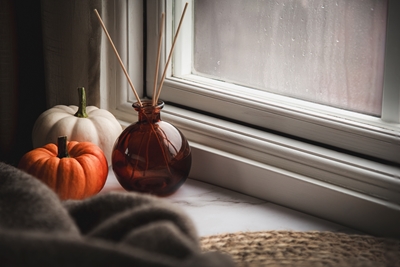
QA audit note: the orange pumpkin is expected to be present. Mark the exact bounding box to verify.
[18,136,108,200]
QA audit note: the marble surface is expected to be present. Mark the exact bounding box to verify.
[102,170,361,237]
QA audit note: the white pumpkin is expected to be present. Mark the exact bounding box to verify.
[32,87,122,165]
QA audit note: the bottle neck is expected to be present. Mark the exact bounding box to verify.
[134,100,164,123]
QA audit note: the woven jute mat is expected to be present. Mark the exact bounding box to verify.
[200,231,400,267]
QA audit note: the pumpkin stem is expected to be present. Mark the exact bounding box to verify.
[74,87,89,118]
[57,136,70,158]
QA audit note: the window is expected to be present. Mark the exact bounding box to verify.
[193,0,386,117]
[103,0,400,237]
[150,0,400,165]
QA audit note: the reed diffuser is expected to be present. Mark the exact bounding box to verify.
[95,4,191,196]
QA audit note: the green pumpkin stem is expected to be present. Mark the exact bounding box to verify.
[74,87,89,118]
[57,136,70,159]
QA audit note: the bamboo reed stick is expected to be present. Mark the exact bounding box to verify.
[154,2,188,104]
[94,9,142,106]
[152,13,165,107]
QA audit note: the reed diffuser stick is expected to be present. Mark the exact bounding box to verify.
[152,13,165,107]
[154,2,188,104]
[94,9,142,106]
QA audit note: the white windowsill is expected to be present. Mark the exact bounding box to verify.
[112,103,400,238]
[102,170,362,237]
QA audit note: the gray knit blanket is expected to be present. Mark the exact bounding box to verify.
[0,162,235,266]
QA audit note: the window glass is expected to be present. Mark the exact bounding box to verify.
[193,0,388,116]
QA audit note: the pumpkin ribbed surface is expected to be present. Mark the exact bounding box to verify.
[32,105,121,165]
[31,88,122,165]
[18,141,108,200]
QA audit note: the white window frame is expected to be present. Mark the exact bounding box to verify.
[156,0,400,164]
[101,0,400,238]
[100,0,144,123]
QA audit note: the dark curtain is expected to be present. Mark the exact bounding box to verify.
[41,0,102,107]
[0,0,102,166]
[0,0,46,166]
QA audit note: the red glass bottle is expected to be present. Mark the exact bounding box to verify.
[111,100,191,196]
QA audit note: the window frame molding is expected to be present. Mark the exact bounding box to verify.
[100,0,144,123]
[161,101,400,238]
[102,0,400,238]
[382,0,400,123]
